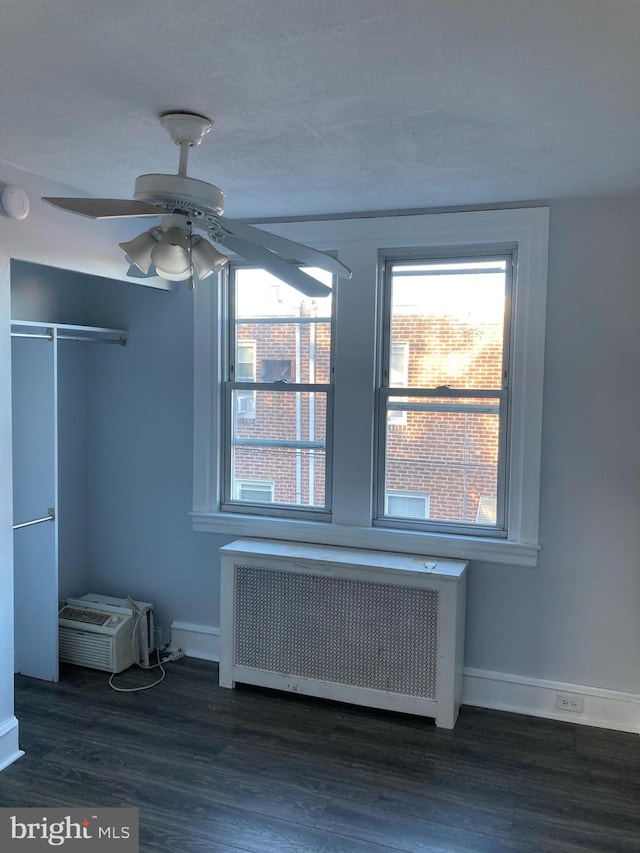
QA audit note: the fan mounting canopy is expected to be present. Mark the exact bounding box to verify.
[159,112,213,147]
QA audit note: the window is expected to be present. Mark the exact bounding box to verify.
[476,495,497,525]
[223,266,334,518]
[385,490,430,520]
[193,208,549,566]
[377,256,510,536]
[234,479,275,502]
[235,340,256,419]
[387,341,409,426]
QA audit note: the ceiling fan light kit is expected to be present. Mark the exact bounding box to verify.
[42,112,352,297]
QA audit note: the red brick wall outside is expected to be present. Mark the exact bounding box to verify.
[233,315,503,524]
[234,321,329,506]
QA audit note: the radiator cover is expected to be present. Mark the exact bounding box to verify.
[220,539,467,728]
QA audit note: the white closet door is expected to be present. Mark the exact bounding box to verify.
[12,334,58,681]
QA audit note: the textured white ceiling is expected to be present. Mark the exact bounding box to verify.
[1,0,639,218]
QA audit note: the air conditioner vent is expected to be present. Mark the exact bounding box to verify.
[59,628,113,670]
[58,606,112,627]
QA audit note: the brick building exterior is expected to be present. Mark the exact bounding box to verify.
[232,310,502,526]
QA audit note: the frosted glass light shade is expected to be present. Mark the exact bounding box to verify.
[191,236,228,279]
[151,227,191,280]
[119,230,159,274]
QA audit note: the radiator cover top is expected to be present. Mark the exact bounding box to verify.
[235,565,439,699]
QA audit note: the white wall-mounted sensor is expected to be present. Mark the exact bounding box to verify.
[1,185,30,220]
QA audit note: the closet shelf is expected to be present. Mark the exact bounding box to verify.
[11,321,127,346]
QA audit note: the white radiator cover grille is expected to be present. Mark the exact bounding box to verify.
[235,565,439,699]
[220,539,467,728]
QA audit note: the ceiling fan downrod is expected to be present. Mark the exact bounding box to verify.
[159,112,213,178]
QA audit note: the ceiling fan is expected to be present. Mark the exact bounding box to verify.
[42,112,351,298]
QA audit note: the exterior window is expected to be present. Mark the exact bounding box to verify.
[236,341,256,419]
[387,341,409,426]
[377,256,510,536]
[234,479,275,502]
[223,266,334,518]
[385,490,430,520]
[476,495,497,524]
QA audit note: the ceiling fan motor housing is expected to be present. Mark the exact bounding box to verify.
[134,173,225,218]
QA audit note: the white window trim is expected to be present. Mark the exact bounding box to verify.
[192,207,549,567]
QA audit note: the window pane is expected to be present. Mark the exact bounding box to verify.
[384,396,500,526]
[390,260,507,390]
[231,389,327,508]
[235,267,332,384]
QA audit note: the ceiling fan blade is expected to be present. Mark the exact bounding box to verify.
[217,216,351,279]
[42,197,168,219]
[216,234,332,298]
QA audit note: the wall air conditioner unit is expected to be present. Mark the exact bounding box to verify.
[58,595,155,673]
[59,602,135,673]
[76,594,155,667]
[219,539,468,729]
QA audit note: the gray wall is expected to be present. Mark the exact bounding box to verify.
[85,195,640,695]
[465,197,640,691]
[8,195,640,698]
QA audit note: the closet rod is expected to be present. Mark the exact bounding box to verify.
[58,335,127,346]
[13,509,55,531]
[10,332,53,340]
[10,331,127,345]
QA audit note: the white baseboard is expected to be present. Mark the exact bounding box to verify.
[170,621,219,662]
[463,668,640,734]
[0,716,24,772]
[181,624,639,735]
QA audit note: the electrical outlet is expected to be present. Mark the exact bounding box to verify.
[555,692,583,713]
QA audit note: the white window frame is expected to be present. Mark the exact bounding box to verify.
[222,264,335,520]
[377,252,511,537]
[192,207,549,567]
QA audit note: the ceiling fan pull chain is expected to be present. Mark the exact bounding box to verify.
[188,220,195,291]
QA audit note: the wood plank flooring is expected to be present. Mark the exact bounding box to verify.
[1,657,638,852]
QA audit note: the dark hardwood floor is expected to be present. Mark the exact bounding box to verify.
[1,657,638,852]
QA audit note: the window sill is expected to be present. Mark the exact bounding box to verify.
[190,511,540,567]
